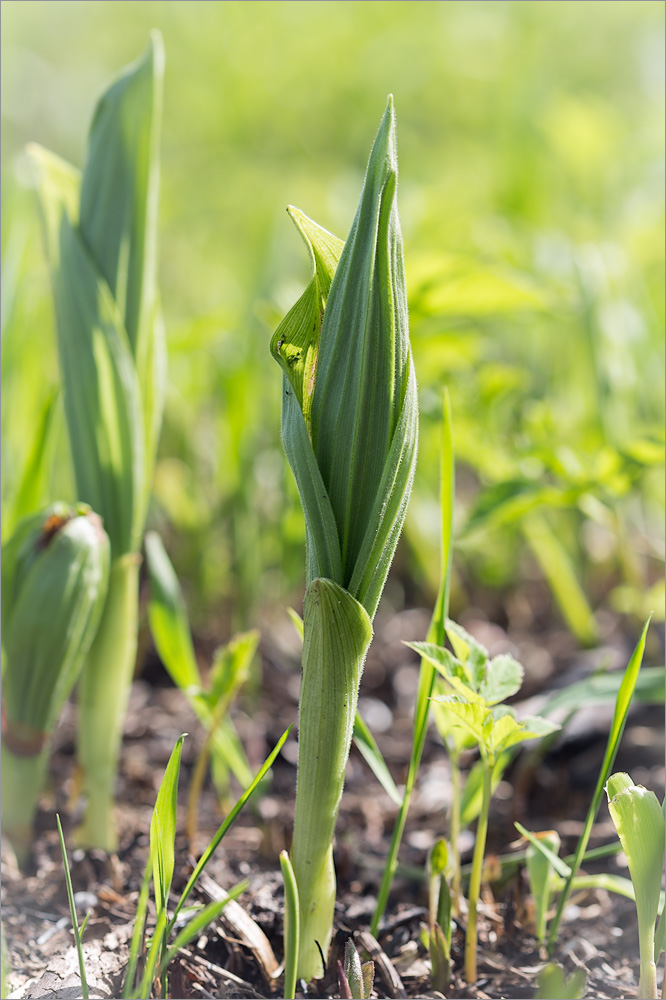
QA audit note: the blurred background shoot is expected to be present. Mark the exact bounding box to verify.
[2,0,664,648]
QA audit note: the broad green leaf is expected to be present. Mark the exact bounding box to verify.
[480,654,524,705]
[145,531,201,691]
[492,713,560,754]
[444,619,488,687]
[29,145,145,557]
[79,31,165,476]
[542,666,665,715]
[405,640,478,700]
[150,734,186,920]
[436,699,489,747]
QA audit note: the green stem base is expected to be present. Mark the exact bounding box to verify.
[290,579,372,980]
[1,743,48,867]
[76,554,140,851]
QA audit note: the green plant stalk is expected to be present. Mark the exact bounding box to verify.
[291,579,372,978]
[56,815,89,1000]
[76,555,140,850]
[280,850,300,1000]
[0,747,48,866]
[450,751,463,908]
[371,389,453,935]
[465,761,493,983]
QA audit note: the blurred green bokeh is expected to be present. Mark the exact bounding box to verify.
[2,1,664,635]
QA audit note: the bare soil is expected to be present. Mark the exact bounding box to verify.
[2,602,664,1000]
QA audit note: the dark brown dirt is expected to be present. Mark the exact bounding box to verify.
[2,606,664,1000]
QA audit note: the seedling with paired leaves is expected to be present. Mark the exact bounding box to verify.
[271,96,418,979]
[408,624,560,982]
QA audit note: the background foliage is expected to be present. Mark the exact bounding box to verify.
[2,0,664,638]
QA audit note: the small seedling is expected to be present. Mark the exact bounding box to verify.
[525,829,561,944]
[337,938,374,1000]
[56,815,90,1000]
[122,727,291,999]
[536,962,586,999]
[408,623,559,982]
[426,838,454,992]
[606,772,665,1000]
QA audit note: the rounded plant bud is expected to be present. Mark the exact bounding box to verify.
[1,502,110,755]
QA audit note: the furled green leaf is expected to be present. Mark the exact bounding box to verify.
[150,734,186,919]
[29,145,145,557]
[606,773,664,947]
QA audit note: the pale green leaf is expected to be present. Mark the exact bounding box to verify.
[481,654,524,705]
[150,733,186,919]
[606,773,665,936]
[145,531,201,691]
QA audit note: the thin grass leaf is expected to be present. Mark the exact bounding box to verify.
[159,883,248,977]
[547,615,652,951]
[122,860,152,999]
[170,725,292,928]
[371,389,454,935]
[134,906,167,1000]
[145,531,201,691]
[352,712,402,807]
[280,851,300,1000]
[56,815,89,1000]
[151,734,186,920]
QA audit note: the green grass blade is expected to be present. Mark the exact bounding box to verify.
[134,907,167,1000]
[159,883,248,977]
[547,615,652,951]
[122,859,152,999]
[151,734,186,920]
[56,815,89,1000]
[523,511,598,646]
[353,712,402,807]
[145,531,202,690]
[169,725,292,929]
[371,389,454,934]
[280,850,300,1000]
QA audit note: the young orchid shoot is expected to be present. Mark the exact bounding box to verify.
[271,96,418,979]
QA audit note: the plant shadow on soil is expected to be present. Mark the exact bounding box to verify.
[2,605,664,1000]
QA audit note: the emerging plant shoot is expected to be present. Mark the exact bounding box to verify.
[271,96,418,979]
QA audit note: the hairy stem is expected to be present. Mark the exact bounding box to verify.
[290,578,372,980]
